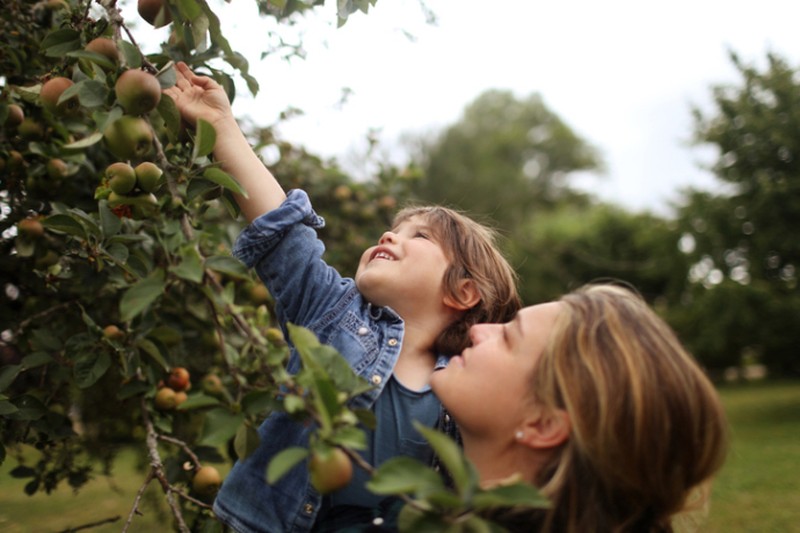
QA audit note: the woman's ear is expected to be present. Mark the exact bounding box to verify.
[517,408,570,450]
[443,279,481,311]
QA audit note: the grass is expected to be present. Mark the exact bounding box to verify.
[0,446,173,533]
[1,381,799,532]
[704,379,800,532]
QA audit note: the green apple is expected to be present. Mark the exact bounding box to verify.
[103,116,153,160]
[115,69,162,115]
[106,162,137,194]
[134,161,162,193]
[40,77,79,116]
[138,0,173,28]
[309,447,353,494]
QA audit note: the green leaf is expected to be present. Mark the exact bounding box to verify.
[177,0,203,19]
[41,28,81,57]
[63,131,103,150]
[205,255,248,278]
[199,407,245,447]
[0,365,21,392]
[0,400,19,416]
[73,351,112,389]
[158,93,182,143]
[202,167,247,197]
[8,395,47,421]
[99,201,122,238]
[176,392,221,410]
[234,422,260,460]
[242,390,279,416]
[120,269,166,321]
[21,352,53,369]
[266,446,308,484]
[61,79,108,108]
[472,482,550,510]
[156,63,177,89]
[10,465,37,478]
[106,242,130,264]
[330,425,367,451]
[43,214,87,239]
[367,456,445,495]
[415,423,473,496]
[67,49,116,71]
[193,118,217,160]
[118,40,142,68]
[170,245,204,283]
[135,337,170,372]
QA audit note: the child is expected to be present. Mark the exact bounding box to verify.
[165,62,521,533]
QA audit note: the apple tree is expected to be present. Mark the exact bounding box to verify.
[1,1,546,531]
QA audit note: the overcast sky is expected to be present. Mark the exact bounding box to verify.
[129,0,800,215]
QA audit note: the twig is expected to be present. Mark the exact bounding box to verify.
[123,397,191,533]
[56,515,121,533]
[157,434,202,469]
[121,469,154,533]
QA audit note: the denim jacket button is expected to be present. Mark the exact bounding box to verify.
[357,326,368,336]
[387,338,398,346]
[303,503,314,514]
[371,375,382,385]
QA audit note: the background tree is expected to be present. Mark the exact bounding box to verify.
[674,51,800,375]
[409,89,603,233]
[0,1,549,531]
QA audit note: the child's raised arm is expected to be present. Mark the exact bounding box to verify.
[164,62,286,222]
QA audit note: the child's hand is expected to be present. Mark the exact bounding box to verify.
[164,62,233,128]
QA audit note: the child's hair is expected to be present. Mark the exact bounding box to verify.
[531,284,728,532]
[392,205,521,355]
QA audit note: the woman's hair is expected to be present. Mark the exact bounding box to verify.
[392,205,521,355]
[529,284,728,533]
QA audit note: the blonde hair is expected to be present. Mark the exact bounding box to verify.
[392,206,521,355]
[530,284,728,532]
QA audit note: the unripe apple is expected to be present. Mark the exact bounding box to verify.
[46,158,69,179]
[249,284,271,304]
[85,37,119,68]
[201,373,224,396]
[192,465,222,496]
[138,0,173,28]
[18,118,44,140]
[7,150,25,172]
[167,367,191,392]
[103,324,125,341]
[266,327,284,345]
[103,116,153,159]
[308,447,353,494]
[4,104,24,127]
[174,390,188,406]
[106,162,137,195]
[154,387,178,410]
[134,161,162,193]
[40,77,79,116]
[115,69,162,115]
[18,218,45,239]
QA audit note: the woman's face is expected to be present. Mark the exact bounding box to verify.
[431,302,563,436]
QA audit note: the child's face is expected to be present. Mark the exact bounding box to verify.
[355,215,451,312]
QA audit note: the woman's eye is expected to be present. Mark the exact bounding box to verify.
[415,231,429,239]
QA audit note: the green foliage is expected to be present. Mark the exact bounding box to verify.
[680,51,800,374]
[410,89,603,233]
[0,0,423,529]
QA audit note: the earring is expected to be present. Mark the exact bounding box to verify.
[515,431,524,440]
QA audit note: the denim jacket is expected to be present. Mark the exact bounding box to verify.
[212,190,457,533]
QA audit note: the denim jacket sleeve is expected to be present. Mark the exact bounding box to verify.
[233,189,354,334]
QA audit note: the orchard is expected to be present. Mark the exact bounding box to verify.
[0,1,545,531]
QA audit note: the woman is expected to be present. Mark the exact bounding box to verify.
[430,283,729,532]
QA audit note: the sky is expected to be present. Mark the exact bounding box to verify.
[129,0,800,215]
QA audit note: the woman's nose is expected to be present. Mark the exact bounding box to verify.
[469,323,493,344]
